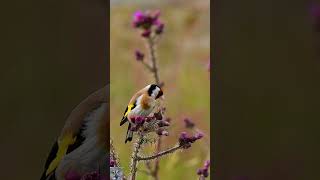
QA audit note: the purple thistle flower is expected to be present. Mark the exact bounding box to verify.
[180,132,188,140]
[132,10,155,30]
[155,23,164,35]
[142,17,154,30]
[129,116,145,131]
[157,129,169,136]
[134,11,144,22]
[152,10,161,22]
[183,118,195,129]
[153,18,161,26]
[158,120,170,127]
[141,29,151,38]
[197,159,211,178]
[179,132,192,148]
[135,116,145,125]
[110,158,115,167]
[135,50,144,61]
[204,160,210,169]
[132,9,165,37]
[202,169,209,177]
[194,132,204,140]
[179,132,203,148]
[132,11,145,28]
[162,131,169,136]
[154,111,163,120]
[197,168,203,175]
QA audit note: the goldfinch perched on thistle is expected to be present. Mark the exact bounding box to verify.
[40,85,109,180]
[120,84,164,143]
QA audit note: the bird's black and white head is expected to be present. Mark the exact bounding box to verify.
[146,84,164,100]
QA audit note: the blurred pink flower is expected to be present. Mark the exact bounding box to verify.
[197,159,211,178]
[134,50,144,61]
[179,131,203,148]
[132,10,165,36]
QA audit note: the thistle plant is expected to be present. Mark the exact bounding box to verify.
[110,9,209,180]
[132,10,166,180]
[197,160,211,180]
[128,110,203,180]
[183,117,211,178]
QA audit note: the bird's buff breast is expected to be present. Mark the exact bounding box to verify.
[128,103,155,120]
[128,95,156,119]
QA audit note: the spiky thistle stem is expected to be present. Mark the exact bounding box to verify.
[110,139,120,167]
[145,34,162,180]
[130,133,144,180]
[136,144,182,161]
[135,13,164,180]
[147,36,160,85]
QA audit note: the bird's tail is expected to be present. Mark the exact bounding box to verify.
[40,171,46,180]
[40,171,56,180]
[125,123,133,143]
[120,116,128,126]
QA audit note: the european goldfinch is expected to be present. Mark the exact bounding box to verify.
[40,85,109,180]
[120,84,164,143]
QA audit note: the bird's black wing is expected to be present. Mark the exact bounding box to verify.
[40,141,58,180]
[40,127,86,180]
[120,100,137,126]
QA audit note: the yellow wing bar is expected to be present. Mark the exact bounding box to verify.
[46,134,76,176]
[124,104,135,117]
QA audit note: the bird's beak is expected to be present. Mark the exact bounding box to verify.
[161,95,165,100]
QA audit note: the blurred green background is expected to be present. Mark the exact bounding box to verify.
[110,0,210,179]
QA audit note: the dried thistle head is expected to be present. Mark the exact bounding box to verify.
[179,131,204,149]
[183,118,195,129]
[130,109,170,140]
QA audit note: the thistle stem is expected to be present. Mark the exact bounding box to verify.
[130,134,144,180]
[137,169,151,175]
[153,136,161,180]
[146,35,162,180]
[110,139,120,167]
[141,61,153,72]
[139,32,163,180]
[147,37,160,85]
[137,144,182,161]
